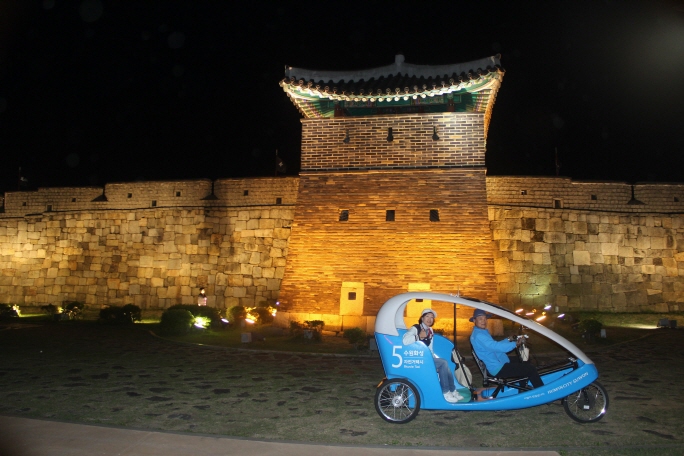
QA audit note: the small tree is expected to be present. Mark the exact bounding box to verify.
[168,304,222,328]
[99,304,141,324]
[577,319,603,342]
[159,309,194,336]
[229,306,246,322]
[343,327,367,349]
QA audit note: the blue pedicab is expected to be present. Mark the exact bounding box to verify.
[374,292,608,424]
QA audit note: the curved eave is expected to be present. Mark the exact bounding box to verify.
[280,70,502,103]
[285,55,502,82]
[280,70,503,120]
[375,291,594,366]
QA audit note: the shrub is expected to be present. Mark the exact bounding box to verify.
[159,309,194,336]
[229,306,246,322]
[289,321,304,337]
[168,304,222,327]
[99,304,142,324]
[251,306,273,324]
[305,320,325,331]
[63,301,84,312]
[41,303,58,315]
[577,318,603,341]
[63,301,84,319]
[0,304,19,318]
[343,327,367,348]
[289,321,322,342]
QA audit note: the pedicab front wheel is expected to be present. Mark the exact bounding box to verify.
[563,381,609,423]
[374,378,421,424]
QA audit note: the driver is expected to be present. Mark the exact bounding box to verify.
[469,309,544,389]
[403,309,463,403]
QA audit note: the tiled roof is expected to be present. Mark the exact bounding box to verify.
[280,54,504,120]
[281,55,502,100]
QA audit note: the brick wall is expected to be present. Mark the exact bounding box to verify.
[301,113,486,171]
[277,168,497,317]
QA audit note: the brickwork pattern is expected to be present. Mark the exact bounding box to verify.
[487,176,684,213]
[300,113,486,171]
[490,206,684,312]
[277,168,497,317]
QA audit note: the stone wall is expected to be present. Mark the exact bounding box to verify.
[489,206,684,312]
[0,178,298,310]
[3,173,684,318]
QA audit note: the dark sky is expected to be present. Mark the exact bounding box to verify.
[1,0,683,194]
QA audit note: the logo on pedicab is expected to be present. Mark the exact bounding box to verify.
[391,346,426,369]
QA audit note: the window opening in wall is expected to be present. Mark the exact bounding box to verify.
[276,197,282,205]
[429,209,440,222]
[416,298,423,302]
[243,190,249,196]
[521,190,527,195]
[175,191,181,197]
[127,193,132,198]
[554,199,562,209]
[339,209,349,221]
[675,197,680,202]
[22,202,26,206]
[46,205,52,212]
[71,198,76,202]
[348,292,356,300]
[591,194,597,201]
[386,209,395,221]
[151,200,157,207]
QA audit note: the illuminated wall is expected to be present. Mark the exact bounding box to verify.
[276,112,497,330]
[489,206,684,312]
[277,168,497,320]
[2,173,684,321]
[0,178,297,310]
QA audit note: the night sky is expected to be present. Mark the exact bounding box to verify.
[1,0,683,195]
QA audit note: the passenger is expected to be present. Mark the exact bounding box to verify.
[469,309,543,388]
[403,309,464,403]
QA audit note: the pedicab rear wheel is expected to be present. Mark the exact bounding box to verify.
[374,378,420,424]
[563,381,608,423]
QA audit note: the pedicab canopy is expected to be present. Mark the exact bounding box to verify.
[375,292,593,365]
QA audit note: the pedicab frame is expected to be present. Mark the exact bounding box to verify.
[373,292,609,423]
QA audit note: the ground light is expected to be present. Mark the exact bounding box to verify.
[193,316,210,329]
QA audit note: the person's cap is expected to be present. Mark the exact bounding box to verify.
[420,308,437,319]
[469,308,488,322]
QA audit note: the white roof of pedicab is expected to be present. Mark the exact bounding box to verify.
[375,291,593,365]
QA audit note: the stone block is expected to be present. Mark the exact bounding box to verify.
[573,251,591,266]
[342,315,366,331]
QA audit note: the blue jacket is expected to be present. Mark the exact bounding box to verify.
[470,326,516,375]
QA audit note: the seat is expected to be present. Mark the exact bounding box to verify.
[471,349,532,398]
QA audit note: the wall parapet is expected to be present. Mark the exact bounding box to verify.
[2,177,299,218]
[487,176,684,214]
